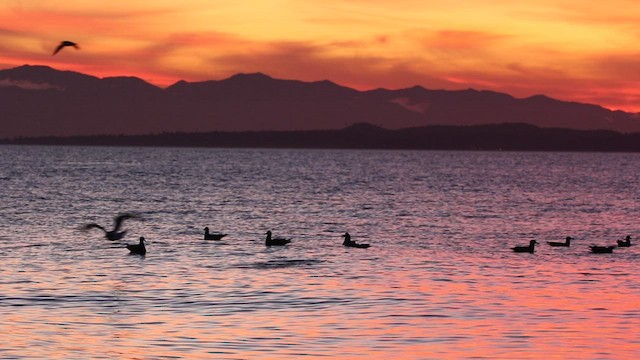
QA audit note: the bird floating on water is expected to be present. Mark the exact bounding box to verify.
[203,227,227,240]
[547,236,573,247]
[590,245,616,254]
[126,237,146,255]
[52,40,79,55]
[512,240,538,253]
[342,232,370,248]
[265,230,291,246]
[82,213,140,240]
[617,235,632,247]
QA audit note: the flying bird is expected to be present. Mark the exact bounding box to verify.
[82,213,141,241]
[52,41,80,55]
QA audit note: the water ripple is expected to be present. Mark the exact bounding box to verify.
[1,147,640,358]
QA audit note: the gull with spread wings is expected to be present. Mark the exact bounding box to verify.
[52,41,80,55]
[82,213,141,241]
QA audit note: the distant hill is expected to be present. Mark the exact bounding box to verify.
[1,64,639,138]
[3,123,640,152]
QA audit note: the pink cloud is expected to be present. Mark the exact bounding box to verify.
[204,40,458,90]
[0,78,62,90]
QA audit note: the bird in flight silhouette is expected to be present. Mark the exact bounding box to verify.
[82,213,141,241]
[52,41,79,55]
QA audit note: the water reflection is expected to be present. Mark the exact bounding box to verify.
[1,147,640,358]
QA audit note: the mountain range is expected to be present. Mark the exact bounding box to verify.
[1,64,638,138]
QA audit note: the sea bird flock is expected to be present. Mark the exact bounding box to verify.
[80,213,373,255]
[512,236,632,254]
[80,213,631,256]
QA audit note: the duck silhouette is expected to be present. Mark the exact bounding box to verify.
[82,213,140,240]
[265,230,291,246]
[617,235,632,247]
[590,245,615,254]
[52,40,79,55]
[126,237,146,255]
[342,232,370,248]
[547,236,573,247]
[512,240,538,253]
[204,227,227,240]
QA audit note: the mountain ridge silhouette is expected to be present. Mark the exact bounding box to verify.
[0,64,638,138]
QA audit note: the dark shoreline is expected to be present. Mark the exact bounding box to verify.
[2,123,640,152]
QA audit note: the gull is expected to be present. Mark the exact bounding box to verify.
[127,237,146,255]
[265,230,291,246]
[52,41,80,55]
[341,232,370,248]
[82,213,140,241]
[590,245,615,254]
[204,227,227,240]
[547,236,573,247]
[512,240,538,253]
[617,235,632,247]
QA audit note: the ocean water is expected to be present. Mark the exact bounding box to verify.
[1,145,639,359]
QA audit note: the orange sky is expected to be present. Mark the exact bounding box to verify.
[1,0,639,112]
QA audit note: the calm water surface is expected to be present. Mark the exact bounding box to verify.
[1,146,639,359]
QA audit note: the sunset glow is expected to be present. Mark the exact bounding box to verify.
[1,0,639,111]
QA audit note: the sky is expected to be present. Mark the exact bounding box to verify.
[0,0,639,112]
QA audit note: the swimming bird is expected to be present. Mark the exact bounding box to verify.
[512,240,538,253]
[126,237,146,255]
[82,213,140,240]
[617,235,632,247]
[52,41,79,55]
[204,227,227,240]
[547,236,573,247]
[590,245,615,254]
[342,232,370,248]
[265,230,291,246]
